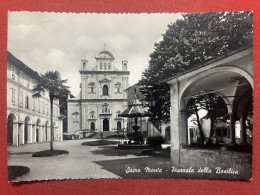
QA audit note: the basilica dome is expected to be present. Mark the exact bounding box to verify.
[95,50,115,60]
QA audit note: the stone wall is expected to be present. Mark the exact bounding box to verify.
[170,149,252,179]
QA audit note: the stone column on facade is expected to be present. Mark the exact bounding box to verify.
[13,122,19,146]
[100,115,103,132]
[239,113,248,145]
[229,112,238,147]
[170,81,180,166]
[109,82,111,98]
[46,125,50,141]
[19,123,24,145]
[27,123,32,143]
[41,125,45,142]
[60,119,63,141]
[99,83,102,98]
[42,125,46,142]
[82,77,86,99]
[180,109,188,147]
[32,124,36,143]
[82,106,85,130]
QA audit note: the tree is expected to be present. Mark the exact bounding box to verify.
[139,11,253,124]
[186,97,205,145]
[32,71,70,150]
[59,94,75,133]
[186,92,228,145]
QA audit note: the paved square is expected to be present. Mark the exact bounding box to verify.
[8,139,169,181]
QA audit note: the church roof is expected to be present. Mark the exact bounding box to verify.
[95,50,115,60]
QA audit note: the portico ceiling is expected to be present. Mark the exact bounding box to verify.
[182,70,252,111]
[185,71,249,97]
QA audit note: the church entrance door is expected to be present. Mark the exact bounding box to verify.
[103,119,109,131]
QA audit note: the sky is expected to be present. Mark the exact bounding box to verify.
[8,12,183,96]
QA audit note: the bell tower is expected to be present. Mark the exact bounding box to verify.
[81,56,88,70]
[122,58,128,71]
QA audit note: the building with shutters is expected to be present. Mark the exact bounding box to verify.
[7,52,63,146]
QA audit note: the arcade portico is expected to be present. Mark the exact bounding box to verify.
[166,46,253,167]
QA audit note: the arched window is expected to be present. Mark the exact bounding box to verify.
[100,63,103,70]
[115,82,121,93]
[88,82,95,93]
[103,85,109,96]
[89,111,95,119]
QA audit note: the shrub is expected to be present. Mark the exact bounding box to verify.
[8,166,30,181]
[147,135,166,149]
[32,150,69,157]
[126,132,145,143]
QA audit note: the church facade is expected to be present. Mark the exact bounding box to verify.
[67,50,130,132]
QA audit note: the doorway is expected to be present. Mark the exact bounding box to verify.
[103,119,109,131]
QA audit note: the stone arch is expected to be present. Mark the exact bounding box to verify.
[7,113,18,145]
[180,66,253,112]
[185,90,232,114]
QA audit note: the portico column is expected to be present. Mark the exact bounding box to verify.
[13,122,19,146]
[47,125,50,141]
[170,82,180,166]
[19,123,24,145]
[42,124,47,142]
[32,124,36,143]
[28,123,32,143]
[40,125,44,142]
[60,120,63,141]
[229,113,237,146]
[239,113,248,145]
[180,109,188,147]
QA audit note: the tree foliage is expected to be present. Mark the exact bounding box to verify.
[187,92,228,145]
[32,71,70,150]
[139,11,253,124]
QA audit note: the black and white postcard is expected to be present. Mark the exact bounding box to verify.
[7,11,253,181]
